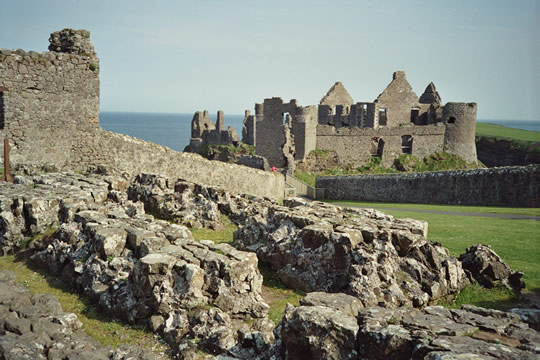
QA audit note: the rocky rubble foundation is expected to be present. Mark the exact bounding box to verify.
[0,269,154,360]
[270,292,540,359]
[128,175,471,308]
[0,171,537,359]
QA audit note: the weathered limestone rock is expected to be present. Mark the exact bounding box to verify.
[0,172,273,359]
[0,172,534,359]
[278,305,359,359]
[459,244,525,291]
[232,197,468,308]
[270,300,540,360]
[0,269,155,359]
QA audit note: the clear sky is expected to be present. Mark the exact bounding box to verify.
[1,0,539,120]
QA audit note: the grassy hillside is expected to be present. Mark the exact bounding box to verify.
[476,123,540,143]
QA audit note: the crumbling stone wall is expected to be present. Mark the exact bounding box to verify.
[374,71,420,128]
[254,97,301,167]
[319,81,354,108]
[0,29,284,200]
[189,110,240,151]
[0,28,100,168]
[443,102,478,163]
[291,106,317,161]
[317,165,540,207]
[316,123,446,167]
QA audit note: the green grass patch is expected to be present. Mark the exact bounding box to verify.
[199,143,255,158]
[476,123,540,143]
[294,170,317,187]
[0,256,167,354]
[309,149,330,158]
[258,262,305,325]
[437,283,519,311]
[20,225,58,250]
[190,215,237,244]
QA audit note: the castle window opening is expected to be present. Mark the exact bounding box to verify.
[370,137,384,157]
[410,107,420,124]
[448,116,456,124]
[282,112,289,124]
[378,108,387,126]
[401,135,413,154]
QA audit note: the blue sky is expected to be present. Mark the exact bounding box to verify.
[1,0,539,120]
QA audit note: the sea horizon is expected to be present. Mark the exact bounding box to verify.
[99,111,539,153]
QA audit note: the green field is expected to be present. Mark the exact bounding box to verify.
[334,200,540,309]
[476,122,540,143]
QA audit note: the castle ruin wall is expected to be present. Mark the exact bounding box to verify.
[254,97,300,167]
[0,29,284,200]
[375,71,421,128]
[316,124,446,167]
[443,102,478,163]
[0,41,100,168]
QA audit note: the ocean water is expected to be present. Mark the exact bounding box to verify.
[99,112,245,152]
[99,112,539,152]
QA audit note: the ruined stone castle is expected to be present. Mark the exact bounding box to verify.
[191,71,478,169]
[0,29,284,199]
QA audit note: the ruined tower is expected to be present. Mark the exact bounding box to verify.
[442,102,478,164]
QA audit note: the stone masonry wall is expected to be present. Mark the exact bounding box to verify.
[0,44,100,168]
[72,129,285,199]
[375,71,420,128]
[316,165,540,207]
[0,29,285,200]
[316,123,446,167]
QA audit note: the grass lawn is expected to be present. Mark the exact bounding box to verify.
[0,256,168,355]
[333,201,540,309]
[476,123,540,143]
[327,200,540,217]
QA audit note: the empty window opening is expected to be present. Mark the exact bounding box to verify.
[448,116,456,124]
[0,92,4,130]
[401,135,413,154]
[410,108,420,124]
[282,112,290,125]
[378,108,387,126]
[370,137,385,157]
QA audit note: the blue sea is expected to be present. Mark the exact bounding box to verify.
[99,112,539,152]
[99,112,246,152]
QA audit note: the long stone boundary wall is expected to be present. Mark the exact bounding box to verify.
[73,129,285,199]
[316,165,540,207]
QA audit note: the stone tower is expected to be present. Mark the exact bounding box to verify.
[443,102,478,164]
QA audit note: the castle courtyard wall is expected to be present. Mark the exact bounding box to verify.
[316,165,540,207]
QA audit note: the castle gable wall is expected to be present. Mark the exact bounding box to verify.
[375,71,420,128]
